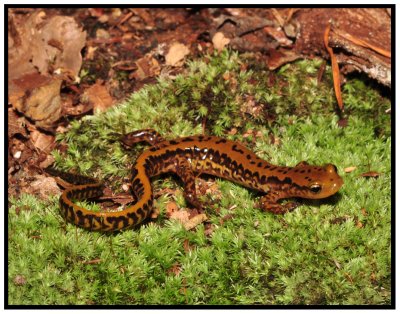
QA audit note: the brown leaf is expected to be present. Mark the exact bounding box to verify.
[361,208,368,217]
[8,108,28,138]
[212,32,230,52]
[170,210,190,224]
[359,171,380,178]
[82,258,102,265]
[10,74,63,128]
[132,54,160,80]
[183,213,208,230]
[13,275,27,286]
[344,166,357,173]
[355,220,364,229]
[165,42,190,66]
[265,48,301,70]
[324,23,344,111]
[167,262,182,276]
[183,239,194,253]
[29,175,61,199]
[30,130,55,153]
[83,83,115,112]
[8,11,86,127]
[166,201,179,217]
[9,11,86,79]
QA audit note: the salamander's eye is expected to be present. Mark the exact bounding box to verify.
[310,184,322,194]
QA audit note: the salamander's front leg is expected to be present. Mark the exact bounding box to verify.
[175,158,203,211]
[121,129,165,147]
[258,191,299,214]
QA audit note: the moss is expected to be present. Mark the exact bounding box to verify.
[9,50,391,305]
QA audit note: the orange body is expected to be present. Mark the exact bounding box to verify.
[58,130,343,232]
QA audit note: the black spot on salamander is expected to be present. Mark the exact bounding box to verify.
[250,161,256,165]
[131,168,139,178]
[260,175,267,184]
[220,153,228,165]
[175,148,184,155]
[75,210,86,227]
[293,169,299,173]
[231,160,238,170]
[181,137,193,142]
[236,163,244,176]
[207,148,215,160]
[132,177,141,187]
[232,144,244,154]
[212,150,220,163]
[244,169,252,179]
[307,169,312,173]
[215,138,227,144]
[246,154,252,160]
[149,147,157,152]
[127,212,139,224]
[169,140,179,145]
[197,136,204,142]
[253,171,260,183]
[308,178,312,182]
[106,216,128,230]
[137,206,146,218]
[264,164,271,169]
[257,162,263,168]
[267,176,292,185]
[300,170,306,174]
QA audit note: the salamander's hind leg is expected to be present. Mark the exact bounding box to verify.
[257,192,299,214]
[175,158,203,211]
[121,129,164,147]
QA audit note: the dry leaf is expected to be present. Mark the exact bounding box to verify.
[10,74,63,128]
[183,213,208,230]
[133,54,160,79]
[324,23,344,111]
[8,108,28,138]
[30,175,61,199]
[82,259,102,265]
[344,166,357,173]
[167,262,182,276]
[169,210,190,224]
[9,11,86,81]
[13,275,27,286]
[165,42,190,66]
[166,201,179,217]
[355,220,364,229]
[359,171,380,178]
[8,11,86,127]
[212,32,230,52]
[83,83,115,112]
[361,208,368,217]
[30,130,55,153]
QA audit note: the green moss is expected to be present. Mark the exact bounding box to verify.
[9,51,391,305]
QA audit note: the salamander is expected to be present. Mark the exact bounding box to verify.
[53,129,343,232]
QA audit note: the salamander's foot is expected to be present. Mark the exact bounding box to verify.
[257,197,299,214]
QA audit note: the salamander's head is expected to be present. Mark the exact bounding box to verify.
[291,162,343,199]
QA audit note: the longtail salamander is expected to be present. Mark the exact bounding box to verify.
[53,129,343,232]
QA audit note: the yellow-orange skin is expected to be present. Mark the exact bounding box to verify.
[59,130,343,232]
